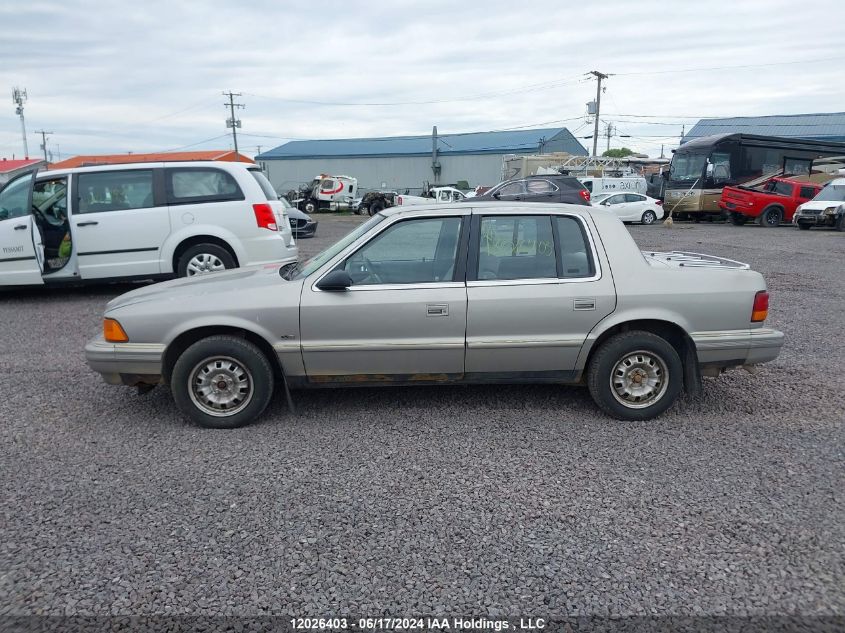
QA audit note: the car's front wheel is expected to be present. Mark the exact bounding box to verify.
[798,223,812,231]
[171,336,275,429]
[587,331,683,421]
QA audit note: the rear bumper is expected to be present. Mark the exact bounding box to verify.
[691,328,784,367]
[85,337,165,385]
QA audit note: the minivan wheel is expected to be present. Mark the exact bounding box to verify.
[177,244,235,277]
[641,210,657,225]
[587,331,683,421]
[171,336,274,429]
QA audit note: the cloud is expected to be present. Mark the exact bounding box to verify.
[1,0,843,159]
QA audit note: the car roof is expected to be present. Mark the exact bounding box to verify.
[381,201,595,220]
[36,160,256,178]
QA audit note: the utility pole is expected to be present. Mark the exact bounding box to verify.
[680,124,685,145]
[12,87,29,158]
[605,122,615,153]
[223,91,244,156]
[35,129,53,163]
[588,71,608,157]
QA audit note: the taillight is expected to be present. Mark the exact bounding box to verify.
[253,203,277,231]
[751,290,769,322]
[655,200,663,206]
[397,196,403,205]
[579,190,590,202]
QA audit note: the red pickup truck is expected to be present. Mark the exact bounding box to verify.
[718,177,823,227]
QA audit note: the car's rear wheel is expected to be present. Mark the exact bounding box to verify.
[641,210,657,225]
[587,331,683,421]
[730,213,749,226]
[177,243,235,277]
[171,335,274,429]
[760,206,782,227]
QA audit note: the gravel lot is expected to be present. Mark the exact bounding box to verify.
[1,215,843,622]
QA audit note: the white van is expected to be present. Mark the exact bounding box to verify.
[578,176,647,196]
[0,161,298,286]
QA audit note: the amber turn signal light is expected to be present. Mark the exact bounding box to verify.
[751,290,769,323]
[103,318,129,342]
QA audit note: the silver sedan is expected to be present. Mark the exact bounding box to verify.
[86,203,783,428]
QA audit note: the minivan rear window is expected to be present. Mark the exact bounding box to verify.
[249,168,279,201]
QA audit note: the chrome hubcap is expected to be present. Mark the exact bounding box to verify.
[610,350,668,409]
[186,253,226,276]
[188,356,253,417]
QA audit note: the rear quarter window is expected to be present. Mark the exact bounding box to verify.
[248,168,279,201]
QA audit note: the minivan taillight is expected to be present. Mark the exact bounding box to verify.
[751,290,769,322]
[253,203,278,231]
[579,190,590,202]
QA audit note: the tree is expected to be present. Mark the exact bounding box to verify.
[602,147,635,158]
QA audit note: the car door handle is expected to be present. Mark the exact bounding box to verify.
[573,298,596,311]
[76,221,99,227]
[14,224,27,230]
[426,304,449,316]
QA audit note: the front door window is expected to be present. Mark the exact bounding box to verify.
[343,216,462,285]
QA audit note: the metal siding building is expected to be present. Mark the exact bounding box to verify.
[256,127,587,194]
[683,112,845,144]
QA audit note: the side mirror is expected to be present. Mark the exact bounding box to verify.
[316,269,353,291]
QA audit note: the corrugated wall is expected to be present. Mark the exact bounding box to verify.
[261,153,519,196]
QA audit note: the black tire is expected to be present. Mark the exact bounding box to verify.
[730,213,749,226]
[369,200,385,215]
[760,206,782,227]
[836,215,845,232]
[304,201,317,214]
[587,331,683,421]
[641,210,657,225]
[798,223,812,231]
[176,243,236,278]
[171,335,275,429]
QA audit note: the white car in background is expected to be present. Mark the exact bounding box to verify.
[0,161,298,286]
[592,192,665,225]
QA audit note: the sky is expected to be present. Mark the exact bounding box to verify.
[1,0,844,161]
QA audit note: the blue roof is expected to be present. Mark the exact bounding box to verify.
[683,112,845,144]
[257,127,587,160]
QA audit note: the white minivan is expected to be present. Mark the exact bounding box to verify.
[0,161,298,286]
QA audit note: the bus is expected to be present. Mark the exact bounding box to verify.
[665,134,845,218]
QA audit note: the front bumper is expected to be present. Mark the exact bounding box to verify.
[691,327,784,367]
[290,219,318,237]
[85,337,165,386]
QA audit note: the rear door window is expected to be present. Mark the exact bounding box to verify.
[798,186,817,199]
[166,168,244,205]
[77,170,154,213]
[555,216,595,278]
[478,215,557,280]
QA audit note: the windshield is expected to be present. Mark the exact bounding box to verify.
[292,214,386,279]
[248,168,279,200]
[812,184,845,202]
[669,152,707,182]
